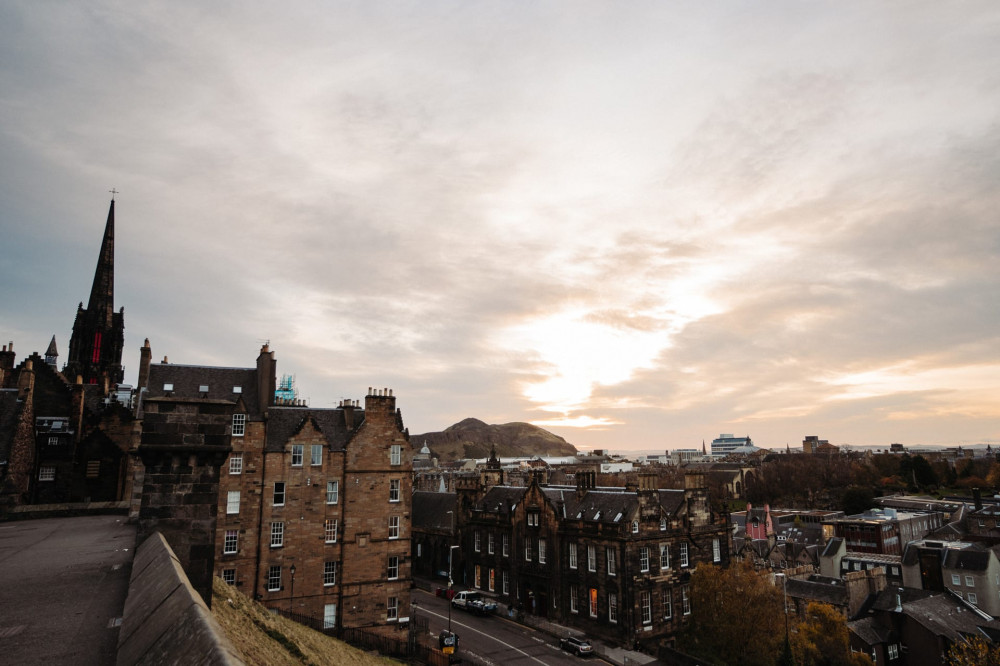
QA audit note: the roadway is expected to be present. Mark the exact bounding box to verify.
[412,588,607,666]
[0,515,135,665]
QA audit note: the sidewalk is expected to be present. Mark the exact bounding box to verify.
[413,575,665,666]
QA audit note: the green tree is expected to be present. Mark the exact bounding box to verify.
[946,635,1000,666]
[792,603,872,666]
[679,561,783,665]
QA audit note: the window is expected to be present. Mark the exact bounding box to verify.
[389,516,400,539]
[641,590,651,624]
[38,466,55,481]
[527,512,539,527]
[48,436,58,446]
[525,537,533,561]
[570,585,579,613]
[86,460,100,478]
[273,482,285,506]
[387,556,399,580]
[199,385,210,393]
[502,533,509,557]
[680,543,689,567]
[229,454,243,475]
[324,561,337,586]
[227,491,240,515]
[569,543,578,569]
[270,522,284,547]
[390,444,401,465]
[489,568,495,592]
[389,479,400,502]
[387,596,398,621]
[589,588,598,618]
[233,386,242,394]
[232,413,246,436]
[325,519,338,543]
[952,574,961,586]
[163,383,173,392]
[607,547,617,575]
[640,547,650,572]
[609,592,618,623]
[660,517,667,531]
[503,570,509,595]
[632,520,639,534]
[224,530,238,554]
[222,569,236,585]
[887,644,899,660]
[323,603,337,629]
[713,538,721,563]
[539,539,547,564]
[291,445,303,466]
[326,480,339,504]
[475,531,481,552]
[311,444,323,466]
[660,543,671,569]
[267,566,281,591]
[662,589,672,619]
[475,565,481,589]
[488,532,495,554]
[588,545,596,572]
[682,585,691,615]
[969,592,979,604]
[966,575,975,587]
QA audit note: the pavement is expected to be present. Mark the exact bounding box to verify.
[0,514,136,665]
[413,575,664,666]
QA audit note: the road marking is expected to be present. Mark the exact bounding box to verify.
[417,606,552,665]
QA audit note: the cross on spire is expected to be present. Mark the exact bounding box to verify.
[109,188,118,200]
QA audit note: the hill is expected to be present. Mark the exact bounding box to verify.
[211,577,399,666]
[412,418,577,463]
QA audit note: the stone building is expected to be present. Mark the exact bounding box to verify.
[427,465,730,650]
[135,342,413,633]
[0,199,135,510]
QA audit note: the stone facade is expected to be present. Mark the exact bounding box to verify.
[438,468,730,650]
[139,344,413,634]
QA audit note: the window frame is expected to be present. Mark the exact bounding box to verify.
[273,482,285,507]
[270,522,284,548]
[326,480,339,504]
[713,538,721,563]
[640,590,652,625]
[539,538,547,564]
[388,515,400,540]
[390,444,402,466]
[588,545,596,572]
[607,547,617,576]
[680,543,689,567]
[569,542,578,569]
[660,543,670,569]
[325,519,338,544]
[389,479,401,502]
[387,555,399,580]
[662,588,672,620]
[640,546,650,572]
[224,530,238,554]
[226,490,240,515]
[232,413,246,437]
[222,568,236,585]
[589,587,598,618]
[291,444,303,466]
[323,603,337,630]
[267,565,282,592]
[387,596,398,621]
[229,453,243,475]
[310,444,323,466]
[324,561,338,586]
[38,466,55,481]
[609,592,618,623]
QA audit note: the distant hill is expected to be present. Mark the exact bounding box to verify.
[412,418,577,462]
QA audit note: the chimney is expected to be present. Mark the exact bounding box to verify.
[364,386,396,422]
[256,344,276,415]
[0,341,15,385]
[342,399,355,429]
[137,338,152,391]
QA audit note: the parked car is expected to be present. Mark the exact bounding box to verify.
[450,590,498,616]
[559,636,594,657]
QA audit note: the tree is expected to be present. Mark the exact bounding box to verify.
[841,486,875,515]
[678,560,784,665]
[792,602,872,666]
[946,635,1000,666]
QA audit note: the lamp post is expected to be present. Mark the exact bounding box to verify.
[448,545,460,632]
[289,564,296,613]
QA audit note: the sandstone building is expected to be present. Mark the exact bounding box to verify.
[135,343,414,633]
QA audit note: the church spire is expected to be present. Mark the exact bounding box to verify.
[63,198,125,392]
[86,199,116,327]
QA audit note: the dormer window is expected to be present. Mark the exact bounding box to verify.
[163,383,173,391]
[233,386,242,394]
[199,385,209,393]
[632,520,639,534]
[660,518,667,531]
[527,512,540,527]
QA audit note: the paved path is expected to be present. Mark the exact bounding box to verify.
[0,515,136,665]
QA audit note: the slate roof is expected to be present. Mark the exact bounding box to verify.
[849,616,895,646]
[943,548,991,572]
[821,537,844,558]
[147,364,262,417]
[472,484,687,526]
[413,491,458,532]
[265,406,358,452]
[899,593,999,640]
[786,576,847,606]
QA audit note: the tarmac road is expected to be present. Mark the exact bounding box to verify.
[0,515,135,665]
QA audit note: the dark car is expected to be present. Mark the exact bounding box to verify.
[559,636,594,657]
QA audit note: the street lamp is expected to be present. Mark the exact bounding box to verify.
[289,564,296,612]
[448,545,460,632]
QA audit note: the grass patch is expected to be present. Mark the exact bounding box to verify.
[211,577,400,666]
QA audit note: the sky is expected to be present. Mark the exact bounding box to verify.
[2,2,999,453]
